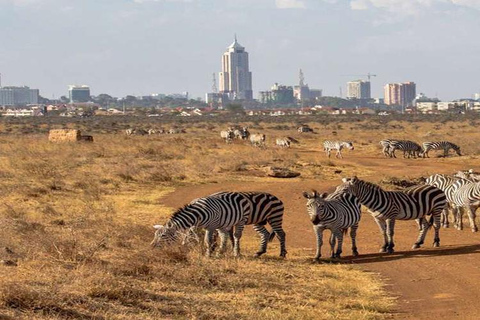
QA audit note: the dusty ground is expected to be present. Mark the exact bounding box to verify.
[159,153,480,320]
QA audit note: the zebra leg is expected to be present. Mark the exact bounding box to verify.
[415,218,423,231]
[326,149,331,158]
[313,225,324,261]
[441,207,450,228]
[466,206,478,232]
[374,218,389,253]
[456,207,464,230]
[333,230,344,258]
[252,224,270,257]
[329,231,336,258]
[273,226,287,258]
[413,218,430,249]
[432,214,441,247]
[216,229,230,255]
[204,229,215,257]
[232,224,245,257]
[350,225,359,257]
[386,219,395,253]
[337,150,343,159]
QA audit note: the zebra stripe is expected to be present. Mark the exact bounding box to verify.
[388,140,422,158]
[339,177,446,253]
[422,141,461,158]
[323,141,354,159]
[250,133,266,147]
[424,174,470,228]
[276,137,291,148]
[379,139,393,157]
[450,182,480,232]
[151,192,251,257]
[303,189,361,260]
[220,128,235,143]
[234,127,250,140]
[210,191,287,257]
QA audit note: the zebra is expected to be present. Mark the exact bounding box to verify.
[210,191,287,257]
[338,177,447,253]
[379,139,393,157]
[302,189,361,260]
[276,137,291,148]
[148,129,161,135]
[220,128,235,143]
[450,182,480,232]
[424,174,470,228]
[388,140,422,158]
[298,125,313,133]
[151,192,252,257]
[250,133,266,147]
[168,128,185,134]
[234,127,250,140]
[323,141,354,159]
[454,170,480,183]
[125,128,135,136]
[151,225,200,246]
[421,141,461,158]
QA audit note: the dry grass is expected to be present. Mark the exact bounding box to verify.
[3,117,479,319]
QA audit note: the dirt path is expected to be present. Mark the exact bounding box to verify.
[159,156,480,319]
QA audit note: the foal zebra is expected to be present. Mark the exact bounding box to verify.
[424,174,470,228]
[151,192,251,257]
[388,140,422,158]
[323,141,354,159]
[421,141,461,158]
[450,182,480,232]
[303,189,361,260]
[339,177,446,253]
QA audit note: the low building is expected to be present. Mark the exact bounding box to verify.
[0,86,39,106]
[416,102,437,113]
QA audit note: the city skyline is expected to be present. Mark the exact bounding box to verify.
[0,1,479,100]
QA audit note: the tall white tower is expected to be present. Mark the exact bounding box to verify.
[219,36,253,100]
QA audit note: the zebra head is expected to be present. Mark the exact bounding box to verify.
[343,142,354,150]
[453,145,462,156]
[302,190,329,224]
[340,176,361,193]
[150,222,180,248]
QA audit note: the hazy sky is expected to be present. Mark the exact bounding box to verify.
[0,0,479,100]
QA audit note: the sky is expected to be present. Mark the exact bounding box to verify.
[0,0,479,101]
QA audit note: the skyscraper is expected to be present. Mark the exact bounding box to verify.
[0,86,39,106]
[384,82,416,108]
[219,37,253,101]
[347,80,371,99]
[68,85,91,103]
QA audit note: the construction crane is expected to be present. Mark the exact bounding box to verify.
[342,72,377,82]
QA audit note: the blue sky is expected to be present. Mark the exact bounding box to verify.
[0,0,479,100]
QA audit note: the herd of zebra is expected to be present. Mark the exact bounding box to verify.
[125,128,186,136]
[380,139,462,159]
[151,170,479,260]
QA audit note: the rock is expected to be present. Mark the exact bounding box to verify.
[265,167,300,178]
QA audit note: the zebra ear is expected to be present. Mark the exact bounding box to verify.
[320,192,328,199]
[302,191,313,199]
[352,176,359,182]
[341,178,349,183]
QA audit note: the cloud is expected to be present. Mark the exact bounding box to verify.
[350,0,480,13]
[275,0,306,9]
[451,0,480,9]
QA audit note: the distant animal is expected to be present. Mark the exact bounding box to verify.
[148,129,160,135]
[151,192,251,257]
[323,141,354,159]
[298,125,313,133]
[220,128,235,143]
[250,133,266,147]
[388,140,422,158]
[135,128,148,136]
[421,141,461,158]
[79,135,94,142]
[303,189,361,260]
[276,137,291,148]
[234,127,250,140]
[379,139,393,157]
[338,176,446,253]
[125,128,135,136]
[168,128,185,134]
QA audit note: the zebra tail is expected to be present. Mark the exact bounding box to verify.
[268,231,276,242]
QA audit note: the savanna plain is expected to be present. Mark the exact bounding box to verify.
[1,114,479,320]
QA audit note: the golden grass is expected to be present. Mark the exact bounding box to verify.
[2,117,478,319]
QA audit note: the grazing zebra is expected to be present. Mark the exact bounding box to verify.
[379,139,393,157]
[125,128,135,136]
[450,182,480,232]
[148,129,160,135]
[421,141,461,158]
[211,192,287,257]
[168,128,185,134]
[388,140,422,158]
[151,225,200,246]
[424,174,470,228]
[339,177,447,253]
[276,137,291,148]
[234,127,250,140]
[250,133,266,147]
[220,128,235,143]
[303,189,361,260]
[323,141,354,159]
[151,192,251,257]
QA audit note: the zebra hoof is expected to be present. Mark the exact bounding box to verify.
[379,247,387,253]
[387,248,394,254]
[254,251,266,258]
[472,227,478,233]
[352,250,359,257]
[433,242,440,248]
[412,244,421,249]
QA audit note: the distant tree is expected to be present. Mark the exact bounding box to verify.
[60,96,69,103]
[95,94,117,108]
[225,103,245,114]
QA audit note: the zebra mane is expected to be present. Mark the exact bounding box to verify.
[168,203,198,225]
[357,179,384,192]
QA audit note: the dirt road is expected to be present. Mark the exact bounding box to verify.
[159,156,480,319]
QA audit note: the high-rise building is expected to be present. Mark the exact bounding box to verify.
[68,85,91,103]
[219,37,253,100]
[293,69,322,103]
[347,80,371,99]
[259,83,294,105]
[384,82,416,108]
[0,86,39,106]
